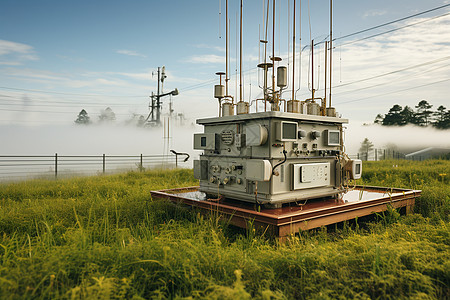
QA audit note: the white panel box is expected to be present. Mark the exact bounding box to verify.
[292,162,330,190]
[246,160,271,181]
[344,159,362,180]
[324,130,340,146]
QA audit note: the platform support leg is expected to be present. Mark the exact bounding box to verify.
[405,204,414,215]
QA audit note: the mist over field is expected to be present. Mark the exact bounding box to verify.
[0,123,200,164]
[344,123,450,154]
[1,121,448,163]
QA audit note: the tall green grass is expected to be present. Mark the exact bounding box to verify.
[0,162,448,299]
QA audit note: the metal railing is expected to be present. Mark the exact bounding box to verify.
[349,149,406,161]
[0,151,190,181]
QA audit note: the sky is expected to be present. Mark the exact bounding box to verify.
[0,0,449,156]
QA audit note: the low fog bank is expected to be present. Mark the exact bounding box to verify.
[0,124,201,166]
[344,123,450,155]
[2,123,448,166]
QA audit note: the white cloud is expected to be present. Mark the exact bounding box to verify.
[0,40,38,65]
[187,54,224,64]
[116,49,147,58]
[326,14,450,122]
[193,44,225,52]
[362,10,387,18]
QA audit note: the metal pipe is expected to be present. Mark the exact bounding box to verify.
[157,67,160,123]
[311,39,314,102]
[226,0,229,99]
[55,153,58,178]
[291,0,296,101]
[329,0,332,108]
[272,0,276,98]
[239,0,243,102]
[324,40,328,116]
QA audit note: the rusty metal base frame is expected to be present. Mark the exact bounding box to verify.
[150,186,421,239]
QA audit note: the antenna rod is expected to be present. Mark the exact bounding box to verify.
[291,0,296,101]
[324,40,327,116]
[323,41,328,109]
[272,0,276,99]
[329,0,332,108]
[311,40,314,102]
[226,0,229,100]
[157,67,161,124]
[239,0,243,102]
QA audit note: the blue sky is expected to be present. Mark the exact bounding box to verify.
[1,0,450,126]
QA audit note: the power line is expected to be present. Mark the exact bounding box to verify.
[333,55,450,89]
[0,96,146,107]
[335,78,450,105]
[1,3,449,103]
[294,55,450,98]
[338,12,450,47]
[334,3,450,42]
[0,86,144,98]
[333,63,450,97]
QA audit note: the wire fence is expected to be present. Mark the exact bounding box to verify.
[0,151,190,182]
[349,149,406,161]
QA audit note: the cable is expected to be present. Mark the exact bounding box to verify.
[272,149,287,175]
[293,55,450,99]
[335,78,450,105]
[0,86,143,98]
[338,12,450,47]
[1,3,448,103]
[335,3,450,42]
[333,55,450,89]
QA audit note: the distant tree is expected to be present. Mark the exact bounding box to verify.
[433,106,450,129]
[137,115,146,127]
[382,104,403,126]
[400,106,415,125]
[374,113,384,124]
[74,109,91,125]
[359,138,374,161]
[415,100,433,126]
[99,107,116,122]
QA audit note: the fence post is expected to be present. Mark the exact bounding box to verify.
[140,154,143,172]
[375,149,378,161]
[55,153,58,178]
[175,154,178,168]
[103,154,105,174]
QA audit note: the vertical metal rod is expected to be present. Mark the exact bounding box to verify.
[157,67,161,124]
[324,40,328,116]
[55,153,58,178]
[103,154,105,174]
[311,39,314,101]
[239,0,243,102]
[226,0,229,99]
[140,154,143,171]
[291,0,296,101]
[272,0,276,99]
[175,154,178,168]
[329,0,333,108]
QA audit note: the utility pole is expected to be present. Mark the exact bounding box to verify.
[145,66,179,126]
[156,67,161,123]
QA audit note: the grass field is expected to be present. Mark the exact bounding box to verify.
[0,160,448,299]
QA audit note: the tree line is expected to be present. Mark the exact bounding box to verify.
[374,100,449,129]
[74,108,146,127]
